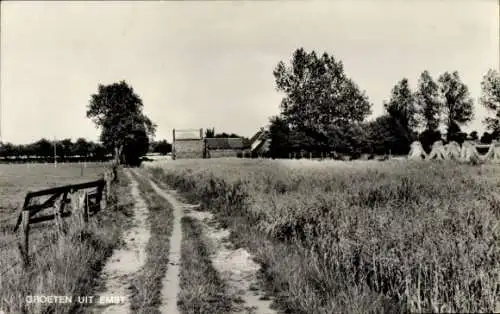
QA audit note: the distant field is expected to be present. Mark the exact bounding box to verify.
[0,162,110,223]
[146,158,500,313]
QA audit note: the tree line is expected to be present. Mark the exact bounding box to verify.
[3,50,498,164]
[266,48,500,159]
[0,137,173,163]
[0,138,110,163]
[0,81,166,165]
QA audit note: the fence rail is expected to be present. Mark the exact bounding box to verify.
[0,166,116,275]
[13,178,106,232]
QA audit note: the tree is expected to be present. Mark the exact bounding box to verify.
[418,129,442,153]
[365,116,392,155]
[22,144,36,157]
[205,128,215,138]
[438,71,474,142]
[214,132,241,138]
[469,131,479,141]
[382,78,418,154]
[268,116,291,158]
[152,140,172,155]
[334,123,369,158]
[366,113,416,156]
[88,142,108,161]
[0,142,14,158]
[480,131,494,144]
[59,138,73,158]
[480,69,500,139]
[33,138,53,158]
[446,121,468,144]
[73,138,91,157]
[86,81,156,165]
[415,71,442,131]
[273,48,371,145]
[122,127,149,166]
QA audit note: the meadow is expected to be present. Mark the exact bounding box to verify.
[0,162,133,314]
[0,163,110,220]
[147,158,500,313]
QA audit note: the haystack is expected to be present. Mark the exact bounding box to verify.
[444,141,461,160]
[479,144,495,161]
[460,141,481,163]
[493,143,500,163]
[427,140,446,160]
[479,141,500,163]
[408,141,427,160]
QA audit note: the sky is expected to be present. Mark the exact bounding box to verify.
[1,0,498,144]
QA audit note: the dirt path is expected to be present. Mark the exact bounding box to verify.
[91,169,151,314]
[133,168,277,313]
[132,169,182,314]
[185,209,277,314]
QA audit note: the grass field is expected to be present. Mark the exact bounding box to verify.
[0,162,134,314]
[147,158,500,313]
[0,163,111,221]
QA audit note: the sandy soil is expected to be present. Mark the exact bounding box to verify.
[126,167,277,313]
[131,170,182,314]
[91,170,150,314]
[184,207,277,314]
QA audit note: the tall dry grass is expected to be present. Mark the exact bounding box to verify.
[178,216,233,314]
[147,159,500,313]
[0,167,134,314]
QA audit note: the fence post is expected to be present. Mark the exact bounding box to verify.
[101,180,107,210]
[18,210,30,268]
[112,165,118,183]
[81,192,89,224]
[105,171,112,201]
[54,195,66,237]
[70,190,82,228]
[96,180,105,212]
[73,191,89,225]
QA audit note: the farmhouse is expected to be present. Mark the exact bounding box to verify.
[173,127,272,159]
[204,137,247,158]
[172,129,204,160]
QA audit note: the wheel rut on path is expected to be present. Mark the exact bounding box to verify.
[131,169,182,314]
[135,168,278,314]
[91,169,150,314]
[185,209,278,314]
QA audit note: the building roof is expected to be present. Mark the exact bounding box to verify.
[249,127,270,153]
[253,138,270,154]
[249,130,263,144]
[174,129,202,140]
[205,137,245,150]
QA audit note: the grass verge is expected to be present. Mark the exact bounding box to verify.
[147,160,500,314]
[178,216,232,314]
[0,166,135,314]
[128,169,174,314]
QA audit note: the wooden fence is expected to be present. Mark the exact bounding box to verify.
[10,168,115,268]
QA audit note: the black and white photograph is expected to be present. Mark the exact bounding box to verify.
[0,1,499,313]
